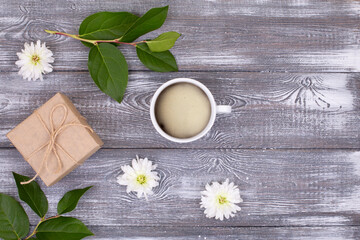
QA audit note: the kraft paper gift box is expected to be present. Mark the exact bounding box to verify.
[7,93,103,186]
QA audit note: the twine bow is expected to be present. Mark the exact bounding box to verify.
[21,104,93,185]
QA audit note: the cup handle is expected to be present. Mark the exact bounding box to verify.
[216,105,232,114]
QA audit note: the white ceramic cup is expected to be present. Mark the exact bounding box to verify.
[150,78,232,143]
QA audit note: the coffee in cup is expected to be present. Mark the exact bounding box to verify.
[155,82,211,139]
[150,78,231,143]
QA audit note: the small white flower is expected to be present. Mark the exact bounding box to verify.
[200,179,242,221]
[117,155,160,199]
[16,40,54,81]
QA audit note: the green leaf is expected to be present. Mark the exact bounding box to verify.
[146,31,181,52]
[120,6,169,42]
[0,193,29,240]
[88,43,128,103]
[136,43,178,72]
[57,186,93,215]
[13,172,48,218]
[36,217,93,240]
[79,12,139,47]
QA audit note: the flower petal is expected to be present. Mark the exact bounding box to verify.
[15,40,54,81]
[200,179,242,221]
[117,156,159,200]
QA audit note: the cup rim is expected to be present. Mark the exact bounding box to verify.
[150,78,216,143]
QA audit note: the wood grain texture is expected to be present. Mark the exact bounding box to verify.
[1,71,359,149]
[83,226,360,240]
[1,0,360,72]
[1,148,360,227]
[1,1,360,238]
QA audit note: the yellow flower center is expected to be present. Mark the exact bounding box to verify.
[31,55,40,65]
[136,174,147,185]
[217,195,228,205]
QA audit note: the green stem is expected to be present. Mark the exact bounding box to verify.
[24,215,60,239]
[45,30,145,46]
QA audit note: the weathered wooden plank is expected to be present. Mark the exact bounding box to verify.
[1,148,360,227]
[1,72,359,148]
[1,0,360,72]
[85,226,360,240]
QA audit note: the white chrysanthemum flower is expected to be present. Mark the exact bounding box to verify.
[16,40,54,81]
[200,179,242,221]
[117,155,160,199]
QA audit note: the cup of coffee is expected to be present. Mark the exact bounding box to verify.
[150,78,231,143]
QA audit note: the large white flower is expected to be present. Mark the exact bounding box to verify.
[117,155,160,199]
[200,179,242,221]
[16,40,54,81]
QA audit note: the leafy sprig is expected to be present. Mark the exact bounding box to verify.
[45,6,181,103]
[0,172,93,240]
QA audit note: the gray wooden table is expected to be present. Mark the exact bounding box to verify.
[1,0,360,239]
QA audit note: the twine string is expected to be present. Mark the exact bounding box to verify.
[21,104,93,185]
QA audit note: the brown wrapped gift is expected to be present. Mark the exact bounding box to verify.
[7,93,103,186]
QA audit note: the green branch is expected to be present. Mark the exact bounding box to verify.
[24,215,60,239]
[45,30,145,46]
